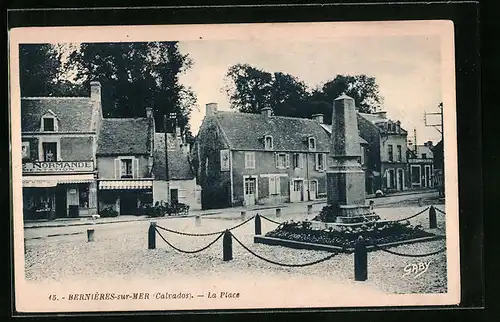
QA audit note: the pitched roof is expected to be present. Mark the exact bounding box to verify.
[21,97,94,132]
[167,134,196,180]
[358,112,408,134]
[153,133,195,180]
[97,118,150,155]
[153,133,167,180]
[319,124,368,145]
[213,111,331,151]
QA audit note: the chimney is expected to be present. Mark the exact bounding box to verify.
[312,113,324,124]
[396,120,401,133]
[145,107,153,118]
[90,81,101,103]
[206,103,218,116]
[261,107,273,117]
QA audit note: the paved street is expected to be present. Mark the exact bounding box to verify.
[24,190,440,239]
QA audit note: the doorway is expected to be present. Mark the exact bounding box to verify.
[120,191,138,215]
[309,180,317,200]
[244,178,257,206]
[290,179,304,203]
[170,189,179,204]
[397,169,404,191]
[425,165,432,188]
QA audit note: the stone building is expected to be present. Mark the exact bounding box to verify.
[191,103,367,209]
[152,123,202,210]
[357,111,409,194]
[407,141,435,189]
[21,81,102,219]
[96,107,155,215]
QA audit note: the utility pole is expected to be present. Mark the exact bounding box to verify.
[413,129,417,153]
[424,102,444,143]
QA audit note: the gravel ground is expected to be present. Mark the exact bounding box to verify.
[24,204,447,295]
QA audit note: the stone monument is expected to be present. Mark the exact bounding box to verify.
[326,93,379,223]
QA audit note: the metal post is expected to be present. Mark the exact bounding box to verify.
[276,208,281,217]
[148,222,156,249]
[255,214,262,235]
[307,204,313,214]
[87,229,95,242]
[354,236,367,281]
[195,215,201,227]
[241,211,246,221]
[429,206,437,229]
[223,229,233,261]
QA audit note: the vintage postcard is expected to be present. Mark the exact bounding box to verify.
[10,20,460,313]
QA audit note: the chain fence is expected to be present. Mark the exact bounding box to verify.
[155,228,224,254]
[434,207,446,215]
[156,215,255,237]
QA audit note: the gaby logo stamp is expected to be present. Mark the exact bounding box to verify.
[403,261,432,279]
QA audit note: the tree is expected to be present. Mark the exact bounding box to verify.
[315,74,384,114]
[19,44,62,97]
[270,72,311,117]
[63,41,197,133]
[223,63,273,113]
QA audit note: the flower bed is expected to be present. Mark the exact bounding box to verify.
[265,220,435,251]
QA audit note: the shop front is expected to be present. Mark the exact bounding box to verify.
[98,180,153,216]
[22,161,97,220]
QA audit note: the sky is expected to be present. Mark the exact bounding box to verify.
[178,35,444,145]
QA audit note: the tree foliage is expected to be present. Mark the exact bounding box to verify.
[223,64,384,121]
[19,42,197,135]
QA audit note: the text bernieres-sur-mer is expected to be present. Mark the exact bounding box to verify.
[65,291,240,301]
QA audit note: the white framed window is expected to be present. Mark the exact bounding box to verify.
[42,142,58,161]
[114,157,139,179]
[22,141,30,159]
[245,152,255,169]
[315,153,326,171]
[308,137,316,151]
[275,153,290,169]
[41,111,58,132]
[264,135,273,150]
[388,144,394,161]
[292,153,303,169]
[269,175,281,195]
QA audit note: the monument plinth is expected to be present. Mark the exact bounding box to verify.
[326,94,378,223]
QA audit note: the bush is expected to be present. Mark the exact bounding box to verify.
[265,219,435,251]
[312,204,339,223]
[165,202,190,216]
[99,207,118,218]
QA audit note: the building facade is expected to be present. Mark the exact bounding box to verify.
[21,81,102,220]
[358,111,409,194]
[192,104,368,209]
[152,128,202,210]
[407,141,435,189]
[96,108,155,215]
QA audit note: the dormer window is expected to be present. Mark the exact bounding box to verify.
[264,135,273,150]
[41,110,58,132]
[308,137,316,151]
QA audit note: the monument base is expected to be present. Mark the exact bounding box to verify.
[334,204,380,223]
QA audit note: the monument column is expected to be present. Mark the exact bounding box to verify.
[326,94,373,222]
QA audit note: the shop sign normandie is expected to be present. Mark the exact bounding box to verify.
[22,161,94,173]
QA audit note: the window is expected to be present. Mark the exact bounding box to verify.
[292,153,303,169]
[421,153,427,159]
[315,153,326,171]
[42,117,55,131]
[397,145,402,162]
[264,136,273,150]
[269,176,281,195]
[388,144,394,161]
[387,169,396,188]
[308,137,316,151]
[245,152,255,169]
[411,165,421,185]
[121,159,133,178]
[42,142,57,161]
[22,141,30,160]
[275,153,289,169]
[79,184,89,208]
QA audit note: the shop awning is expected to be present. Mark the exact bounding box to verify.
[22,174,95,188]
[99,180,153,190]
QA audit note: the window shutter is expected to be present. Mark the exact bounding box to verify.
[251,153,255,169]
[114,159,120,179]
[285,154,290,168]
[269,177,275,195]
[275,153,279,168]
[276,176,281,194]
[315,154,319,171]
[322,154,327,170]
[133,158,139,178]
